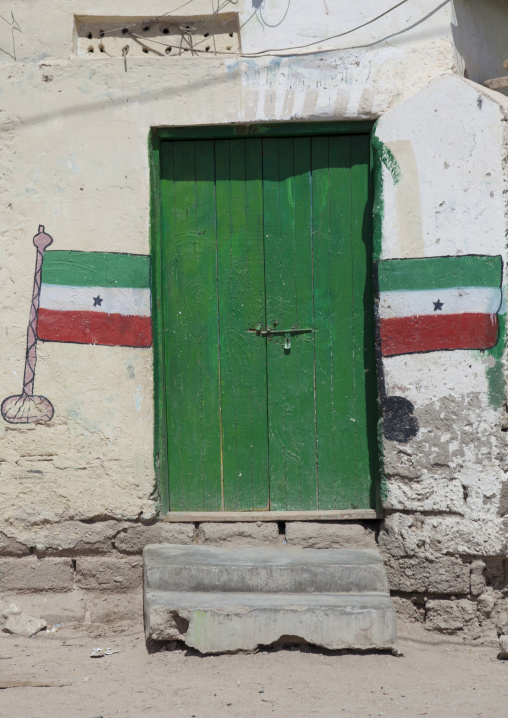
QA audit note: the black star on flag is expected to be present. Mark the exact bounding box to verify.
[433,299,443,311]
[93,295,103,307]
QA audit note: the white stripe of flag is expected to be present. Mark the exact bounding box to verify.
[379,286,502,319]
[39,284,151,317]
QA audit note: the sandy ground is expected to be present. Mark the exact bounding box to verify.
[0,621,506,717]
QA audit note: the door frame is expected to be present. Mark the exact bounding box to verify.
[149,121,382,518]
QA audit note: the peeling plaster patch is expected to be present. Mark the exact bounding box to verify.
[383,394,508,521]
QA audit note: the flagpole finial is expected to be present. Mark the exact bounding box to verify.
[33,225,53,251]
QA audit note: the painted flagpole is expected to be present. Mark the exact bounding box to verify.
[1,226,54,424]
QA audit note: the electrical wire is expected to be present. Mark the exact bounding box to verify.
[100,0,198,35]
[236,0,414,56]
[259,0,291,29]
[103,0,424,59]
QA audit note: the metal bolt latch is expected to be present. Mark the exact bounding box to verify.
[248,324,312,351]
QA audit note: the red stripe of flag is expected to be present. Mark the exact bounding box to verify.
[37,309,152,347]
[380,313,498,357]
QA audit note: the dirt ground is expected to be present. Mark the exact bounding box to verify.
[0,621,506,718]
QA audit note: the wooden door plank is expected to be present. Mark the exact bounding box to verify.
[194,140,222,509]
[313,136,358,509]
[328,135,358,508]
[216,139,269,511]
[160,141,184,510]
[312,137,338,508]
[351,134,378,509]
[289,137,316,509]
[262,139,284,508]
[167,140,221,511]
[264,138,316,510]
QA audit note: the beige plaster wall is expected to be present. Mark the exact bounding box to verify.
[0,0,471,530]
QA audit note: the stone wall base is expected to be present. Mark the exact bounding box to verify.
[0,518,505,640]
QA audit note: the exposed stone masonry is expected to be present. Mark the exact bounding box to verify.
[0,518,506,639]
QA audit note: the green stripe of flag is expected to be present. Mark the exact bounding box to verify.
[41,251,150,289]
[378,255,502,293]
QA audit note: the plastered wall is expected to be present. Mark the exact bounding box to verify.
[374,76,508,551]
[1,0,507,541]
[0,0,462,530]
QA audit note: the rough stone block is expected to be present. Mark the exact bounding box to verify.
[427,517,505,556]
[4,609,47,637]
[0,532,30,557]
[425,599,477,633]
[385,556,469,594]
[1,521,129,555]
[285,522,376,550]
[492,598,508,635]
[477,591,496,619]
[0,591,86,625]
[384,477,464,513]
[499,634,508,658]
[380,513,506,559]
[197,522,279,546]
[76,557,142,590]
[115,523,194,554]
[378,513,424,559]
[391,595,425,623]
[470,559,486,596]
[85,590,142,624]
[0,558,74,592]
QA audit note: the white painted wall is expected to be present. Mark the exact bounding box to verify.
[374,76,508,552]
[0,1,506,536]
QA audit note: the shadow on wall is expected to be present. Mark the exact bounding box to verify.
[452,0,508,95]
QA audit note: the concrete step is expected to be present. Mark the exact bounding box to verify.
[144,590,398,653]
[144,545,389,594]
[143,544,397,653]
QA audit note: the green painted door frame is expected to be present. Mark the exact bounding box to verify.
[150,122,381,515]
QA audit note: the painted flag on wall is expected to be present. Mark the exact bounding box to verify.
[37,251,152,347]
[377,255,503,357]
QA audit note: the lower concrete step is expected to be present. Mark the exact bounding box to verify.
[143,545,397,653]
[144,590,397,653]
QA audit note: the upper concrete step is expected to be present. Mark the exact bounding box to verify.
[144,544,389,594]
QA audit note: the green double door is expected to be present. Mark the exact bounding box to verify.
[159,132,378,512]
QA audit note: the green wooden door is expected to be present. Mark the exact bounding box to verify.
[159,132,377,512]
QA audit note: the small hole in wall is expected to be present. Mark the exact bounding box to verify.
[204,32,210,37]
[205,46,210,52]
[226,46,232,50]
[162,27,169,34]
[99,30,104,38]
[143,47,149,53]
[229,32,234,37]
[165,46,172,54]
[87,32,92,39]
[143,26,150,32]
[122,28,128,34]
[87,45,94,53]
[99,44,105,53]
[463,485,469,502]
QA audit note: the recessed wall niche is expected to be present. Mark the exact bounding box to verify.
[75,14,240,58]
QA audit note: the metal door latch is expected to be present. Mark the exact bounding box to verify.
[248,325,312,351]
